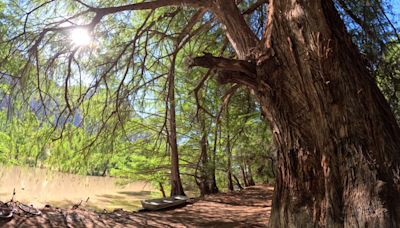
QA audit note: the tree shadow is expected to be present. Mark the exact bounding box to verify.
[0,185,273,227]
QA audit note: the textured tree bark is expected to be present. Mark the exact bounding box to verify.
[193,0,400,226]
[260,1,400,227]
[212,0,258,59]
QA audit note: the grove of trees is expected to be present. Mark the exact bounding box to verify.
[0,0,399,227]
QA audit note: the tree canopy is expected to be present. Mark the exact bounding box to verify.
[0,0,400,226]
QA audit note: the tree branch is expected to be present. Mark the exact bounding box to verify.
[211,0,259,59]
[243,0,268,15]
[190,53,256,78]
[92,0,209,15]
[189,53,260,89]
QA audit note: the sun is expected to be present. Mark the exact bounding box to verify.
[70,28,92,47]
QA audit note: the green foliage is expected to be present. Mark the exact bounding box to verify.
[335,0,400,121]
[1,0,398,195]
[376,43,400,121]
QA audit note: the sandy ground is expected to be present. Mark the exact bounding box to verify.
[0,185,273,227]
[0,166,156,211]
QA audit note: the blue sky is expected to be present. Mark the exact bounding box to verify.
[392,0,400,16]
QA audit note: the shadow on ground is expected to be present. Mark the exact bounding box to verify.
[0,185,273,228]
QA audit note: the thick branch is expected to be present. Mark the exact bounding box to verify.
[93,0,208,14]
[29,0,208,51]
[190,53,256,77]
[217,70,257,90]
[243,0,268,15]
[190,53,260,89]
[211,0,259,59]
[94,0,263,60]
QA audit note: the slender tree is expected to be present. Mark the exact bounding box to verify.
[225,106,234,191]
[197,93,211,195]
[167,52,185,196]
[210,121,219,193]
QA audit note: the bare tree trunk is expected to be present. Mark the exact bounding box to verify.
[200,119,210,195]
[198,106,211,195]
[246,163,255,186]
[226,107,234,191]
[240,164,249,187]
[101,167,108,177]
[210,122,219,193]
[233,174,243,190]
[168,53,185,197]
[159,182,166,198]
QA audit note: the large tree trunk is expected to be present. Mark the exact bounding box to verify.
[260,1,400,226]
[193,0,400,226]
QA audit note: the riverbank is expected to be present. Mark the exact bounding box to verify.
[0,185,273,227]
[0,166,156,211]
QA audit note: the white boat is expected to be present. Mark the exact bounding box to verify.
[141,196,188,211]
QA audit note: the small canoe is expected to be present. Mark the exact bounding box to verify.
[141,196,188,211]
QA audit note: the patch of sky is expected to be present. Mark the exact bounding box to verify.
[390,0,400,29]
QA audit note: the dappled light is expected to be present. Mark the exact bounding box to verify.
[0,185,273,227]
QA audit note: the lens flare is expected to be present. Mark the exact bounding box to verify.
[70,28,91,46]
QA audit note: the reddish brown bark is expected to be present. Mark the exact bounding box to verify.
[257,1,400,226]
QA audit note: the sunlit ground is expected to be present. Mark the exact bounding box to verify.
[0,166,159,211]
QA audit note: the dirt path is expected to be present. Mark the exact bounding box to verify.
[0,185,273,227]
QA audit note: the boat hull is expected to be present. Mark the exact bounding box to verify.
[141,196,188,211]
